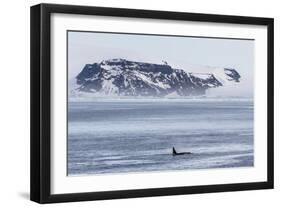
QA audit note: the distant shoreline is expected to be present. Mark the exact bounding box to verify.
[68,96,254,103]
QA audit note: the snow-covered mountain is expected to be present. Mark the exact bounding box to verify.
[70,58,240,97]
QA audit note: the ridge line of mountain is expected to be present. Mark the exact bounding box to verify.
[70,58,241,97]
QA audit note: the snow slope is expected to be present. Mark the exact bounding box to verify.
[69,59,241,98]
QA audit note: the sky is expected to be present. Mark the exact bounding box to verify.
[68,31,254,97]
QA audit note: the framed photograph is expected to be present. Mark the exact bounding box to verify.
[30,3,274,203]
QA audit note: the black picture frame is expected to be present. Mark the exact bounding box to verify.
[30,3,274,204]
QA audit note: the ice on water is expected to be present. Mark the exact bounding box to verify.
[67,98,254,175]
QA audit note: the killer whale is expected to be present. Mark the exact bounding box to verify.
[172,147,191,156]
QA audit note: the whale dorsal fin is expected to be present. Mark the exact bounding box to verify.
[173,147,177,154]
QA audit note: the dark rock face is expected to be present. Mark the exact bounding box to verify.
[224,68,241,82]
[71,58,240,97]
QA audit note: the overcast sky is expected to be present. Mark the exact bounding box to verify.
[68,31,254,97]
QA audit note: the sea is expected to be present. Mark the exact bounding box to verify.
[67,98,254,176]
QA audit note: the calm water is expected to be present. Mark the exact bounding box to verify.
[67,99,254,175]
